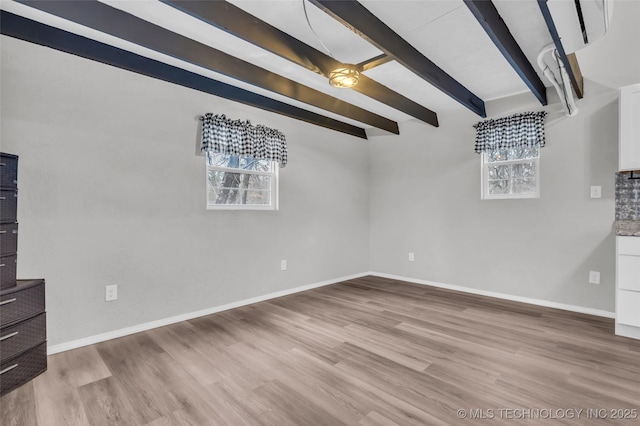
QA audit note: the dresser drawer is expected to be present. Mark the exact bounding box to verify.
[618,254,640,291]
[0,254,17,290]
[0,313,46,363]
[0,223,18,256]
[0,153,18,189]
[0,342,47,396]
[618,236,640,255]
[0,190,18,223]
[617,290,640,327]
[0,280,45,327]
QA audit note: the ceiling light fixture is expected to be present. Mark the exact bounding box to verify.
[328,64,361,88]
[302,0,360,89]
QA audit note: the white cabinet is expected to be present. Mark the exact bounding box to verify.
[619,84,640,171]
[617,291,640,327]
[616,236,640,338]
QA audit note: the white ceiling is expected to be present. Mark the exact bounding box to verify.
[0,0,584,132]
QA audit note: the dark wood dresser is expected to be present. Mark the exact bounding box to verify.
[0,280,47,395]
[0,153,47,396]
[1,152,19,290]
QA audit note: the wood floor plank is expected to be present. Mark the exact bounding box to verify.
[94,335,182,424]
[0,382,37,426]
[144,415,175,426]
[285,346,451,426]
[152,351,245,425]
[187,312,246,347]
[30,351,90,426]
[249,345,375,423]
[252,379,349,426]
[2,276,639,425]
[77,377,139,426]
[359,411,401,426]
[58,345,112,388]
[145,323,222,387]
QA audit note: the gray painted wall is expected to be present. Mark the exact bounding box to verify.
[1,37,370,346]
[369,81,619,312]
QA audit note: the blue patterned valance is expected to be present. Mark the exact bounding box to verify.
[200,113,288,167]
[473,111,547,154]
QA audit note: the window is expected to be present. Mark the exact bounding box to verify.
[200,113,286,210]
[481,145,540,199]
[473,111,546,200]
[206,151,278,210]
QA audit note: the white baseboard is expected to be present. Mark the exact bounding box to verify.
[616,323,640,339]
[369,272,616,319]
[48,271,615,355]
[47,272,368,355]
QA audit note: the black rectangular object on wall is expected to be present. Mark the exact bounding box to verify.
[0,153,18,189]
[0,223,19,256]
[0,153,18,290]
[0,254,17,290]
[0,280,45,326]
[0,313,46,362]
[0,190,18,224]
[0,342,47,395]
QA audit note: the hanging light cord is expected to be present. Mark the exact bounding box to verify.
[302,0,333,58]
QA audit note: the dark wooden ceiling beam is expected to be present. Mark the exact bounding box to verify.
[537,0,583,98]
[307,0,486,117]
[15,0,399,134]
[0,11,368,139]
[463,0,547,106]
[356,54,393,71]
[161,0,437,127]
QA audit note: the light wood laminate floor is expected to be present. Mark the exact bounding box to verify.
[2,276,640,425]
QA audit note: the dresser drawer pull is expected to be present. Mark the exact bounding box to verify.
[0,298,17,306]
[0,364,18,375]
[0,197,5,200]
[0,230,6,234]
[0,264,5,267]
[0,331,18,341]
[0,163,6,166]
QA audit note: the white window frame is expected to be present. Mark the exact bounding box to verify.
[206,154,279,211]
[481,151,540,200]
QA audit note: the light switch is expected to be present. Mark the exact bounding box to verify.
[590,186,602,199]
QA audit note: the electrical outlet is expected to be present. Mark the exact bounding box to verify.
[281,259,287,271]
[408,252,415,262]
[106,284,118,301]
[589,271,600,285]
[590,186,602,199]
